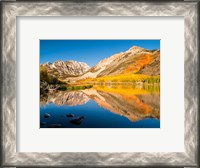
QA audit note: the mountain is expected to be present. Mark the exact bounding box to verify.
[79,46,160,80]
[40,46,160,83]
[40,60,90,80]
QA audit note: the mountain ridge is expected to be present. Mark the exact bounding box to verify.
[40,60,90,80]
[40,46,160,82]
[76,46,160,81]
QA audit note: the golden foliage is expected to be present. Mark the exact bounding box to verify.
[78,74,160,84]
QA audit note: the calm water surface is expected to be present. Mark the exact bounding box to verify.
[40,85,160,128]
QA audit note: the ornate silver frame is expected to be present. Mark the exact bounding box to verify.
[1,1,199,167]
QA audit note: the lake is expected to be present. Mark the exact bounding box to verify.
[40,84,160,128]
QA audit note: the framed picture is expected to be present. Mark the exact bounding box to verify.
[1,0,199,167]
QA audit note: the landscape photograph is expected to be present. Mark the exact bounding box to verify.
[40,40,160,128]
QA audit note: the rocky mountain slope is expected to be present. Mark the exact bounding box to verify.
[136,49,160,76]
[40,60,90,80]
[78,46,160,80]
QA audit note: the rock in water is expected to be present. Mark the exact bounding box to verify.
[41,122,47,126]
[44,113,50,118]
[70,116,84,125]
[66,113,74,117]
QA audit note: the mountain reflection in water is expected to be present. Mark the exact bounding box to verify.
[40,85,160,128]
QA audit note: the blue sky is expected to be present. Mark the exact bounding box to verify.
[40,40,160,67]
